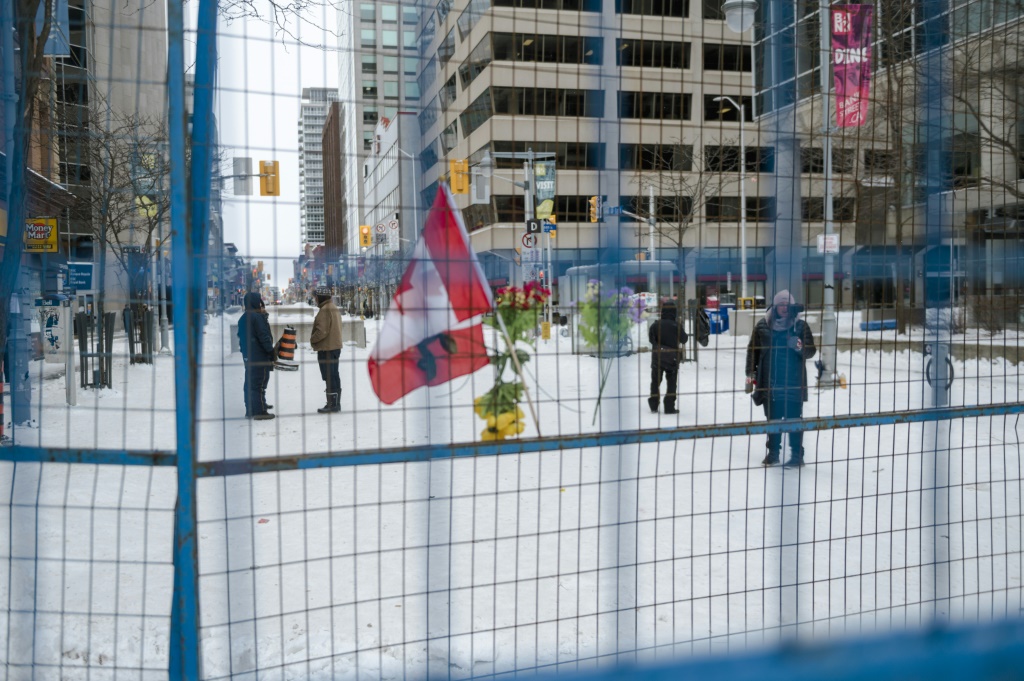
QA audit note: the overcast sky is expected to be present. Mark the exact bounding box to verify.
[213,1,340,287]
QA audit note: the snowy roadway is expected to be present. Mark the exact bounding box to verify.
[1,309,1022,680]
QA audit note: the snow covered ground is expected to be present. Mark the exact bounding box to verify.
[2,309,1023,680]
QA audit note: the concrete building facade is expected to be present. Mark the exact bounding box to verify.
[299,87,340,247]
[338,0,422,255]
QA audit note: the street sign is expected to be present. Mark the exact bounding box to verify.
[604,206,623,216]
[67,262,94,290]
[375,223,386,233]
[387,219,400,252]
[375,233,387,244]
[816,234,840,254]
[525,219,541,234]
[522,233,537,249]
[25,217,58,252]
[542,221,556,233]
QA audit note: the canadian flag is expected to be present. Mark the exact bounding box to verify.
[368,186,494,404]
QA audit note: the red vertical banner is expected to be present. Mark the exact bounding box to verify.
[831,4,874,127]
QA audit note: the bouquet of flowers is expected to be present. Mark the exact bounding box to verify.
[475,282,550,441]
[576,280,646,424]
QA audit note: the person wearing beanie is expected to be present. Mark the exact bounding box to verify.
[237,291,276,420]
[647,299,688,414]
[310,287,343,413]
[744,289,817,466]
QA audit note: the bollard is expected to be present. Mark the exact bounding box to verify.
[275,326,299,371]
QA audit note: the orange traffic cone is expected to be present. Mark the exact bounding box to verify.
[275,326,299,371]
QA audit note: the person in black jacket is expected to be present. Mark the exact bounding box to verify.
[237,292,276,420]
[648,300,688,414]
[745,290,817,466]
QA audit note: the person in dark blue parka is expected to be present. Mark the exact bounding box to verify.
[237,292,276,420]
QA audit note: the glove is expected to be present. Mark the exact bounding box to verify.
[744,374,755,394]
[787,336,803,353]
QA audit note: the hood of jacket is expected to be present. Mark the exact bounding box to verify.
[660,301,677,321]
[244,292,264,311]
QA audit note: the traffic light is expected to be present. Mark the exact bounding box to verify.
[588,196,601,223]
[449,159,469,194]
[259,160,281,196]
[359,225,373,248]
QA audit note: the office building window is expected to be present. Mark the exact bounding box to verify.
[363,131,374,150]
[383,55,399,73]
[492,87,604,117]
[706,196,741,221]
[620,143,694,171]
[618,91,691,120]
[403,6,419,22]
[703,43,751,71]
[441,120,459,153]
[460,89,493,135]
[381,4,398,21]
[746,197,775,221]
[702,0,724,19]
[488,140,606,169]
[460,36,492,88]
[492,32,603,65]
[404,56,418,74]
[362,55,377,73]
[440,74,458,110]
[439,28,457,64]
[405,81,421,99]
[360,29,376,48]
[383,30,398,48]
[705,145,742,172]
[704,94,753,121]
[616,0,688,17]
[801,197,856,220]
[384,80,399,99]
[616,39,690,68]
[362,80,378,98]
[360,2,375,20]
[404,30,417,49]
[363,108,378,124]
[457,0,489,39]
[494,0,600,10]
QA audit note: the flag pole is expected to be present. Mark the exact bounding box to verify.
[493,311,541,437]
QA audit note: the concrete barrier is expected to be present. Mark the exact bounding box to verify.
[231,314,367,353]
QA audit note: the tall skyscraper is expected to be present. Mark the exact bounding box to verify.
[299,87,340,246]
[337,0,422,254]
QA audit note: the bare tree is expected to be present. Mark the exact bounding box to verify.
[629,143,720,274]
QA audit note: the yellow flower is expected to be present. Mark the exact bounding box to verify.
[486,414,497,429]
[495,411,517,432]
[474,396,488,418]
[481,428,500,441]
[516,406,525,420]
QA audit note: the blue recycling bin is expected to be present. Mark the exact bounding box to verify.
[720,303,735,332]
[707,310,725,334]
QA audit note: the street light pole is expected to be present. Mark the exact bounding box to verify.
[715,95,749,301]
[648,185,657,297]
[818,0,839,388]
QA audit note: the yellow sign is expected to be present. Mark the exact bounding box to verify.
[25,218,58,252]
[541,321,551,340]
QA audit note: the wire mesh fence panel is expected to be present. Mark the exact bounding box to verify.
[2,0,1024,678]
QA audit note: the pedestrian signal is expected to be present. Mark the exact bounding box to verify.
[259,160,281,196]
[449,159,469,194]
[359,225,373,248]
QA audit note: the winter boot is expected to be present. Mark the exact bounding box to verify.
[319,393,341,414]
[253,413,275,421]
[664,399,679,415]
[784,447,805,467]
[761,446,781,466]
[647,396,660,413]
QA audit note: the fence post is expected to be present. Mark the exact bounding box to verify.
[167,0,216,674]
[103,312,115,389]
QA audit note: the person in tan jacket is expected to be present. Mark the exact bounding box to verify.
[310,287,343,413]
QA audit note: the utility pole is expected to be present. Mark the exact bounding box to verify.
[648,185,657,297]
[818,0,839,388]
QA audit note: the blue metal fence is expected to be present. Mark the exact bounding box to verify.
[3,0,1024,677]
